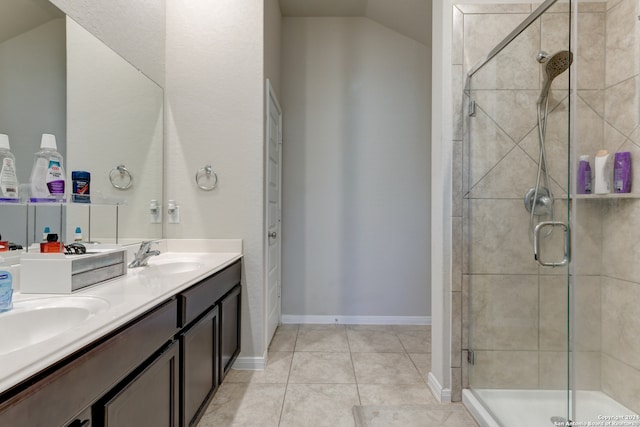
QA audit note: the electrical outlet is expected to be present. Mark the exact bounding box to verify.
[149,200,162,224]
[167,200,180,224]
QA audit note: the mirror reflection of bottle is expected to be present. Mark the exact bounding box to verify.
[29,134,65,202]
[0,134,19,202]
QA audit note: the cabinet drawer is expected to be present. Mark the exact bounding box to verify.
[179,261,241,327]
[95,341,180,427]
[0,299,179,426]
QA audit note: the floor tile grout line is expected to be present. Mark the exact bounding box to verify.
[276,324,299,427]
[345,326,363,406]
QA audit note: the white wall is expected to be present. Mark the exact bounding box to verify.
[0,19,66,185]
[165,0,266,361]
[0,19,65,245]
[264,0,282,98]
[281,17,431,319]
[50,0,165,86]
[65,18,163,243]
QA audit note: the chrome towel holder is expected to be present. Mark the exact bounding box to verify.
[109,164,133,190]
[195,165,218,191]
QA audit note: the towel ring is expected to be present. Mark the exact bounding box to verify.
[195,165,218,191]
[109,164,133,190]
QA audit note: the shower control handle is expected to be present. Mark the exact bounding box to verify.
[533,221,570,267]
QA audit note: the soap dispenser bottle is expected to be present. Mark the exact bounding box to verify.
[29,134,65,202]
[0,134,19,202]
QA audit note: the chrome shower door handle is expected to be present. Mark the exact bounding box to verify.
[533,221,570,267]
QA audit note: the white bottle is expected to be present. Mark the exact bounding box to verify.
[0,134,19,201]
[74,227,83,242]
[29,134,65,202]
[594,149,612,194]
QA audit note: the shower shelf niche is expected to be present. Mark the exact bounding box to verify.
[568,193,640,200]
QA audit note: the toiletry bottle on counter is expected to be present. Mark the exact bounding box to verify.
[40,233,62,253]
[29,134,65,202]
[42,226,50,242]
[0,270,13,312]
[577,155,592,194]
[614,151,632,193]
[0,134,19,202]
[74,227,83,242]
[71,171,90,203]
[594,150,612,194]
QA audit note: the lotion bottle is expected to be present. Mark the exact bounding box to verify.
[594,150,612,194]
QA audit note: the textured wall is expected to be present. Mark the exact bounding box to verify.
[281,17,431,318]
[50,0,165,86]
[165,0,266,360]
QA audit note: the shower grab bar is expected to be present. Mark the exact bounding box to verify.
[467,0,559,78]
[533,221,570,267]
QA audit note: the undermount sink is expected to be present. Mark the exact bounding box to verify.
[0,296,110,356]
[139,259,203,275]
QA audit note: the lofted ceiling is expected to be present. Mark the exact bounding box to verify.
[0,0,64,44]
[279,0,432,46]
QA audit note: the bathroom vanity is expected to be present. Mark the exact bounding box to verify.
[0,240,242,427]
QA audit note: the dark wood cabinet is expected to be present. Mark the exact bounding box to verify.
[180,305,218,427]
[220,285,241,380]
[0,299,178,427]
[178,260,241,426]
[95,341,180,427]
[0,259,242,427]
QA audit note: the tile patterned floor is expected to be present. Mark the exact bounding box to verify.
[197,324,479,427]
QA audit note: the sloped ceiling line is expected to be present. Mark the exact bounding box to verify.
[279,0,432,46]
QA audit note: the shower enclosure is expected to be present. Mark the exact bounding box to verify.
[457,0,640,425]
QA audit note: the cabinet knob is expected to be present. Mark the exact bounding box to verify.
[268,231,277,239]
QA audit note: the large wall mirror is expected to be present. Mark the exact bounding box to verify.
[0,0,163,248]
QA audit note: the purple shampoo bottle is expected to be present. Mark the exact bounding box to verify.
[577,155,592,194]
[614,151,632,193]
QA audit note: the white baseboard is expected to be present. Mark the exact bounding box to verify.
[280,315,431,325]
[231,354,267,371]
[428,372,451,403]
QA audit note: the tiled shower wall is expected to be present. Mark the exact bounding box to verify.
[598,0,640,413]
[451,2,640,410]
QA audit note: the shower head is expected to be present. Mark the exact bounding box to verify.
[544,50,573,81]
[537,50,573,105]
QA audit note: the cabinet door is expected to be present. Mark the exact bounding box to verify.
[181,305,219,427]
[220,285,241,380]
[95,341,179,427]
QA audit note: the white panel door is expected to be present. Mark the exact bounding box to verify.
[265,80,282,347]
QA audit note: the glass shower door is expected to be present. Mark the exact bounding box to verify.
[462,2,572,425]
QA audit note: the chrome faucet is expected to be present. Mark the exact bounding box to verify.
[128,241,161,268]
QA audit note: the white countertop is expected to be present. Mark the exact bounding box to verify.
[0,239,242,395]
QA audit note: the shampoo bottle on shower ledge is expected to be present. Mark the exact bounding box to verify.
[577,155,592,194]
[594,150,612,194]
[613,151,632,193]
